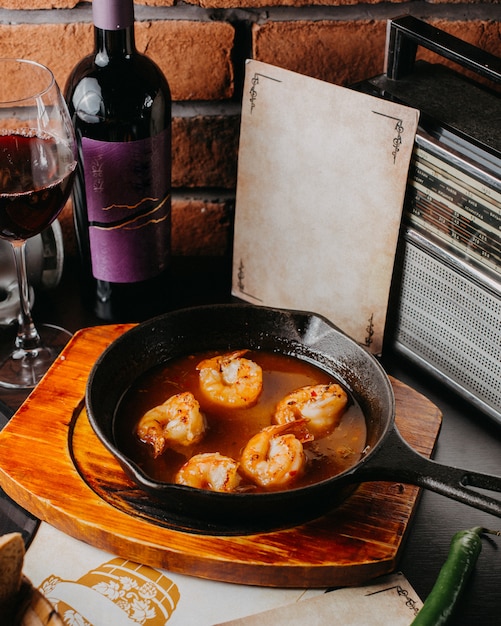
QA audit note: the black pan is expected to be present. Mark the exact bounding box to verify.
[86,303,501,533]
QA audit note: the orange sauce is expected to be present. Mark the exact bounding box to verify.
[114,350,367,492]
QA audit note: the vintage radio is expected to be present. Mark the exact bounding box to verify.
[353,17,501,425]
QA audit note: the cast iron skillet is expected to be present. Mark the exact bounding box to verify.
[86,303,501,532]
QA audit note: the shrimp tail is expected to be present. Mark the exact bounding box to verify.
[273,418,315,443]
[141,425,167,458]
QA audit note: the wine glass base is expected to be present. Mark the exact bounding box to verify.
[0,323,72,390]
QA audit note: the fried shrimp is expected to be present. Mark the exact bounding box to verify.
[136,391,207,458]
[239,421,312,489]
[175,452,242,492]
[273,383,348,436]
[196,349,263,408]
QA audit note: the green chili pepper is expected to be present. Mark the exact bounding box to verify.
[411,526,499,626]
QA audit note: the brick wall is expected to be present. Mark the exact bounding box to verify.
[0,1,500,258]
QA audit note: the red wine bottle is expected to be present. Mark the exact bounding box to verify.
[65,0,172,322]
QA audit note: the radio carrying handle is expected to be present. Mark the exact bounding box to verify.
[385,15,501,85]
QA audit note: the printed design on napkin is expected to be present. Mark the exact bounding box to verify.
[39,558,180,625]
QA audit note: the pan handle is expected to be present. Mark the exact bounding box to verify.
[358,427,501,518]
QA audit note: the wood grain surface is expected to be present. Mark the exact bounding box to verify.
[0,325,442,588]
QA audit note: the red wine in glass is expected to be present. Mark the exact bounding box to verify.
[0,59,77,389]
[0,133,74,240]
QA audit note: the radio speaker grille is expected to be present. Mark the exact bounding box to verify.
[391,230,501,423]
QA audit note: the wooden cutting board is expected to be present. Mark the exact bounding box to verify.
[0,325,441,588]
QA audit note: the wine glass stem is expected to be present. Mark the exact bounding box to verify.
[11,240,42,357]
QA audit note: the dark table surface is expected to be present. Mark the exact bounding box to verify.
[1,257,500,625]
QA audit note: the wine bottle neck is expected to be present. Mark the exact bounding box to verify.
[92,0,136,62]
[94,27,136,62]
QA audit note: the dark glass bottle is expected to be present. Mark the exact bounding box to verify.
[65,0,172,322]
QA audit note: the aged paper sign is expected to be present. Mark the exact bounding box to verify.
[217,571,422,626]
[232,60,419,354]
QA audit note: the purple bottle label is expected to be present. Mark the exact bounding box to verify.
[82,131,171,283]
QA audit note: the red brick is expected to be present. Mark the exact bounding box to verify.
[0,0,171,8]
[136,0,175,6]
[172,197,234,256]
[252,20,387,87]
[186,0,389,7]
[0,20,234,101]
[0,24,89,93]
[136,21,235,100]
[172,114,239,189]
[0,0,77,7]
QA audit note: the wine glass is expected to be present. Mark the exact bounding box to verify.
[0,59,77,389]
